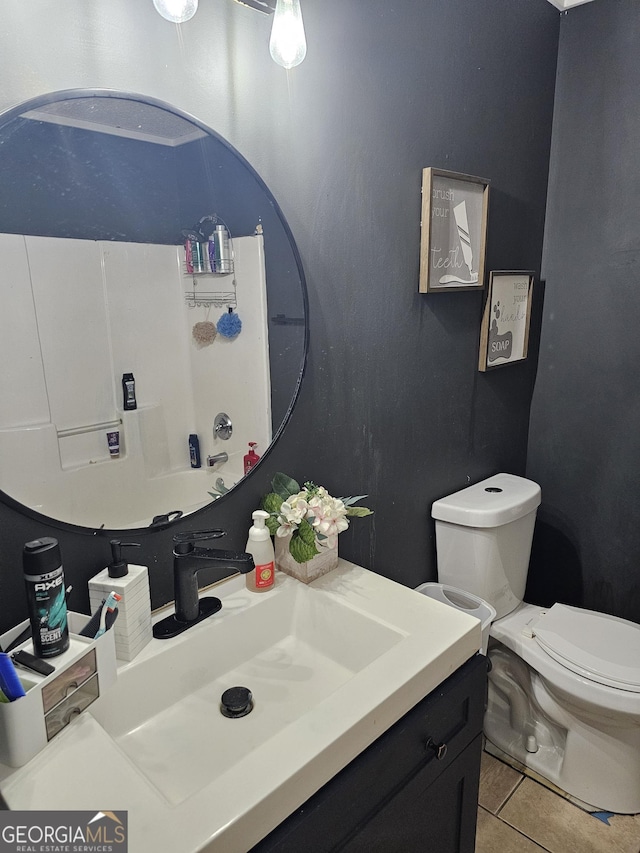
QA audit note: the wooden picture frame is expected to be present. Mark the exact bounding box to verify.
[478,271,534,371]
[419,168,490,293]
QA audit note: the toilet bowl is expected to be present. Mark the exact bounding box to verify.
[432,473,640,814]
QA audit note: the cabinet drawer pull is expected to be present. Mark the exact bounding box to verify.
[424,737,448,760]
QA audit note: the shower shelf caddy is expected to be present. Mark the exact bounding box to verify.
[184,272,237,309]
[182,213,236,308]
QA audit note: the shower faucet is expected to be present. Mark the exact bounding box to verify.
[214,413,232,440]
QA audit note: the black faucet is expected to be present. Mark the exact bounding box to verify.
[152,529,255,640]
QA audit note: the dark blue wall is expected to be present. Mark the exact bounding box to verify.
[527,0,640,623]
[0,0,560,631]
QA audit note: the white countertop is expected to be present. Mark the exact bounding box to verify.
[0,561,481,852]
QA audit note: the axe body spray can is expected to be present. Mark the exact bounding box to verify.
[23,537,70,658]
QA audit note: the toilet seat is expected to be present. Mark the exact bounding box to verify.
[533,603,640,693]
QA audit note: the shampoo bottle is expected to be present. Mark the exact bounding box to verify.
[122,373,137,410]
[245,510,275,593]
[23,537,70,658]
[88,540,152,662]
[209,224,232,274]
[243,442,260,475]
[189,434,201,468]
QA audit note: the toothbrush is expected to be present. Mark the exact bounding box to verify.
[94,592,121,639]
[0,653,26,701]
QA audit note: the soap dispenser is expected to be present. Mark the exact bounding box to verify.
[88,540,152,661]
[245,510,275,592]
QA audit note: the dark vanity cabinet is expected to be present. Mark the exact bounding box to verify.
[252,653,488,853]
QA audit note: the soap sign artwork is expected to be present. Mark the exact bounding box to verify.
[419,168,490,293]
[478,271,534,371]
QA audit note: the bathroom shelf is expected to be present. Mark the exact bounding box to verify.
[183,266,234,277]
[182,215,240,306]
[184,275,237,308]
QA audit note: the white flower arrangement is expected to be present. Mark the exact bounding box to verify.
[262,473,373,563]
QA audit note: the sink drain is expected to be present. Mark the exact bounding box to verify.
[220,686,253,718]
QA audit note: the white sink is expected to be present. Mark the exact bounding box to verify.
[90,580,403,805]
[0,561,482,853]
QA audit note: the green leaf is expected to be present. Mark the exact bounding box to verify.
[340,494,368,506]
[346,506,373,518]
[265,516,280,536]
[297,517,317,545]
[289,519,320,562]
[260,493,284,535]
[271,472,300,501]
[289,529,319,563]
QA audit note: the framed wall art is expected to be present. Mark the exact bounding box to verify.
[478,270,534,371]
[419,168,490,293]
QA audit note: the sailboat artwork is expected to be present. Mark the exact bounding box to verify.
[419,168,490,293]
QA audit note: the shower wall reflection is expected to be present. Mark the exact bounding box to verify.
[0,233,270,528]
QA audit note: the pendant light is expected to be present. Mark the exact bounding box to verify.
[269,0,307,69]
[152,0,198,23]
[152,0,307,70]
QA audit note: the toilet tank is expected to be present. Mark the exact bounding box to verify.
[431,473,541,619]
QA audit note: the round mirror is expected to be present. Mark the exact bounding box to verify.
[0,89,307,531]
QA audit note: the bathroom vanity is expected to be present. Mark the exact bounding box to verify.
[0,561,484,852]
[253,654,486,852]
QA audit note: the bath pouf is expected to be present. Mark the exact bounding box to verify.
[192,320,217,347]
[217,308,242,339]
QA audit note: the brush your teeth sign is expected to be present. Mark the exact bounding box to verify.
[419,168,489,293]
[478,271,534,371]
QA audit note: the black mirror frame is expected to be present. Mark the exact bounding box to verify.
[0,88,309,536]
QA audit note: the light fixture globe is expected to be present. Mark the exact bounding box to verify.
[269,0,307,69]
[152,0,198,23]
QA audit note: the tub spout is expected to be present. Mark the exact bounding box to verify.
[207,452,228,468]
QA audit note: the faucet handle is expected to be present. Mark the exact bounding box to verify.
[173,529,226,556]
[173,529,226,545]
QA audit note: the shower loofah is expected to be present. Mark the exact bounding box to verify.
[192,320,217,347]
[217,309,242,339]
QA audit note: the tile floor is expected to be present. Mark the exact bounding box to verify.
[476,750,640,853]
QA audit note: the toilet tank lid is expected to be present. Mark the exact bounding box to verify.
[431,473,541,527]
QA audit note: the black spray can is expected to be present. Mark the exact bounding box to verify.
[23,538,70,658]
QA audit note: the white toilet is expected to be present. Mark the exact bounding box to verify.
[432,472,640,814]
